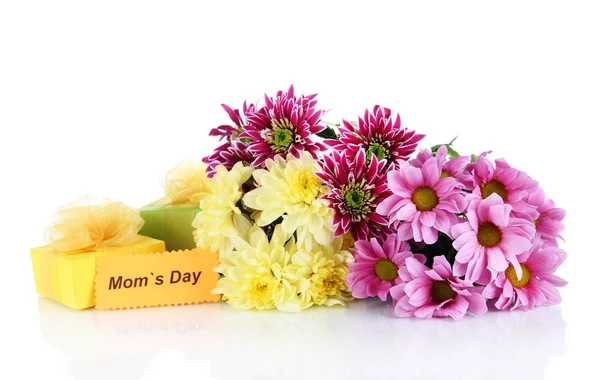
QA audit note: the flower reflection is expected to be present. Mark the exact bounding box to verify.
[37,298,566,380]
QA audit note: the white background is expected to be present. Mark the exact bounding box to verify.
[1,1,599,379]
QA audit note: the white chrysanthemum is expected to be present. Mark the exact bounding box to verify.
[215,225,312,312]
[243,151,334,248]
[289,236,354,307]
[192,162,254,255]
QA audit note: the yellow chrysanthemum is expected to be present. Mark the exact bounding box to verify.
[215,225,311,312]
[192,162,254,255]
[289,236,354,307]
[243,151,334,248]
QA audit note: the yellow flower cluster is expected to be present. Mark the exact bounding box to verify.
[193,152,353,311]
[216,225,352,311]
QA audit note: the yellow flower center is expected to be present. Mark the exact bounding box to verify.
[440,170,450,179]
[430,280,457,303]
[291,170,322,204]
[412,186,439,211]
[481,179,508,201]
[505,264,532,288]
[374,259,399,281]
[533,219,538,227]
[477,222,502,247]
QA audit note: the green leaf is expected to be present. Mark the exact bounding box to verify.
[446,146,460,158]
[470,154,478,163]
[316,126,339,140]
[432,136,459,156]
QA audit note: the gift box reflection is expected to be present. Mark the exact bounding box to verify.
[37,297,223,379]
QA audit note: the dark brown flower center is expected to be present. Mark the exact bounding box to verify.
[374,259,399,281]
[477,222,502,248]
[481,179,508,201]
[430,280,457,303]
[412,186,439,211]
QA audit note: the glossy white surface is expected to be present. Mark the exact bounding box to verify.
[12,297,575,380]
[2,1,599,379]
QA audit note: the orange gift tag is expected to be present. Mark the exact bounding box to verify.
[94,248,221,309]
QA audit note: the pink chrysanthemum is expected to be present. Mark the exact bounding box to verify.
[482,247,567,310]
[469,153,539,217]
[317,149,391,240]
[452,194,536,284]
[412,146,474,190]
[346,235,424,301]
[390,256,487,320]
[327,105,425,168]
[241,85,327,167]
[377,156,467,244]
[203,103,256,177]
[523,187,566,250]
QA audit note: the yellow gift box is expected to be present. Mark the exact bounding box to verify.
[31,236,166,310]
[31,196,167,310]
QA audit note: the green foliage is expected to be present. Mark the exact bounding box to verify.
[316,126,339,140]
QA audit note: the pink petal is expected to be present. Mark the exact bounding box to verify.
[432,256,453,278]
[405,257,429,278]
[422,158,441,187]
[420,211,436,227]
[499,232,532,256]
[542,274,568,287]
[537,280,562,305]
[443,296,469,320]
[414,305,436,319]
[404,166,424,189]
[389,283,406,301]
[425,269,444,281]
[407,284,432,307]
[465,293,488,315]
[487,247,509,272]
[482,283,501,299]
[422,225,438,244]
[397,203,418,221]
[488,204,510,228]
[525,252,558,275]
[377,195,400,216]
[387,171,413,197]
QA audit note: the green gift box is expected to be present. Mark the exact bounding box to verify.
[138,205,201,251]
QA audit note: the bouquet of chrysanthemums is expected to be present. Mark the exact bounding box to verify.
[193,85,567,319]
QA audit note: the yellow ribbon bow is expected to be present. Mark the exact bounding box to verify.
[151,157,210,207]
[44,196,145,253]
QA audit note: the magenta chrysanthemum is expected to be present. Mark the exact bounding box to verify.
[523,187,566,251]
[327,105,425,168]
[469,153,539,217]
[482,247,567,310]
[412,146,474,190]
[203,103,256,177]
[241,85,327,167]
[390,256,487,320]
[377,156,467,244]
[317,149,391,240]
[452,194,536,284]
[346,235,424,301]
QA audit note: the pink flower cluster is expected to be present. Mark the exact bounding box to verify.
[345,146,567,319]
